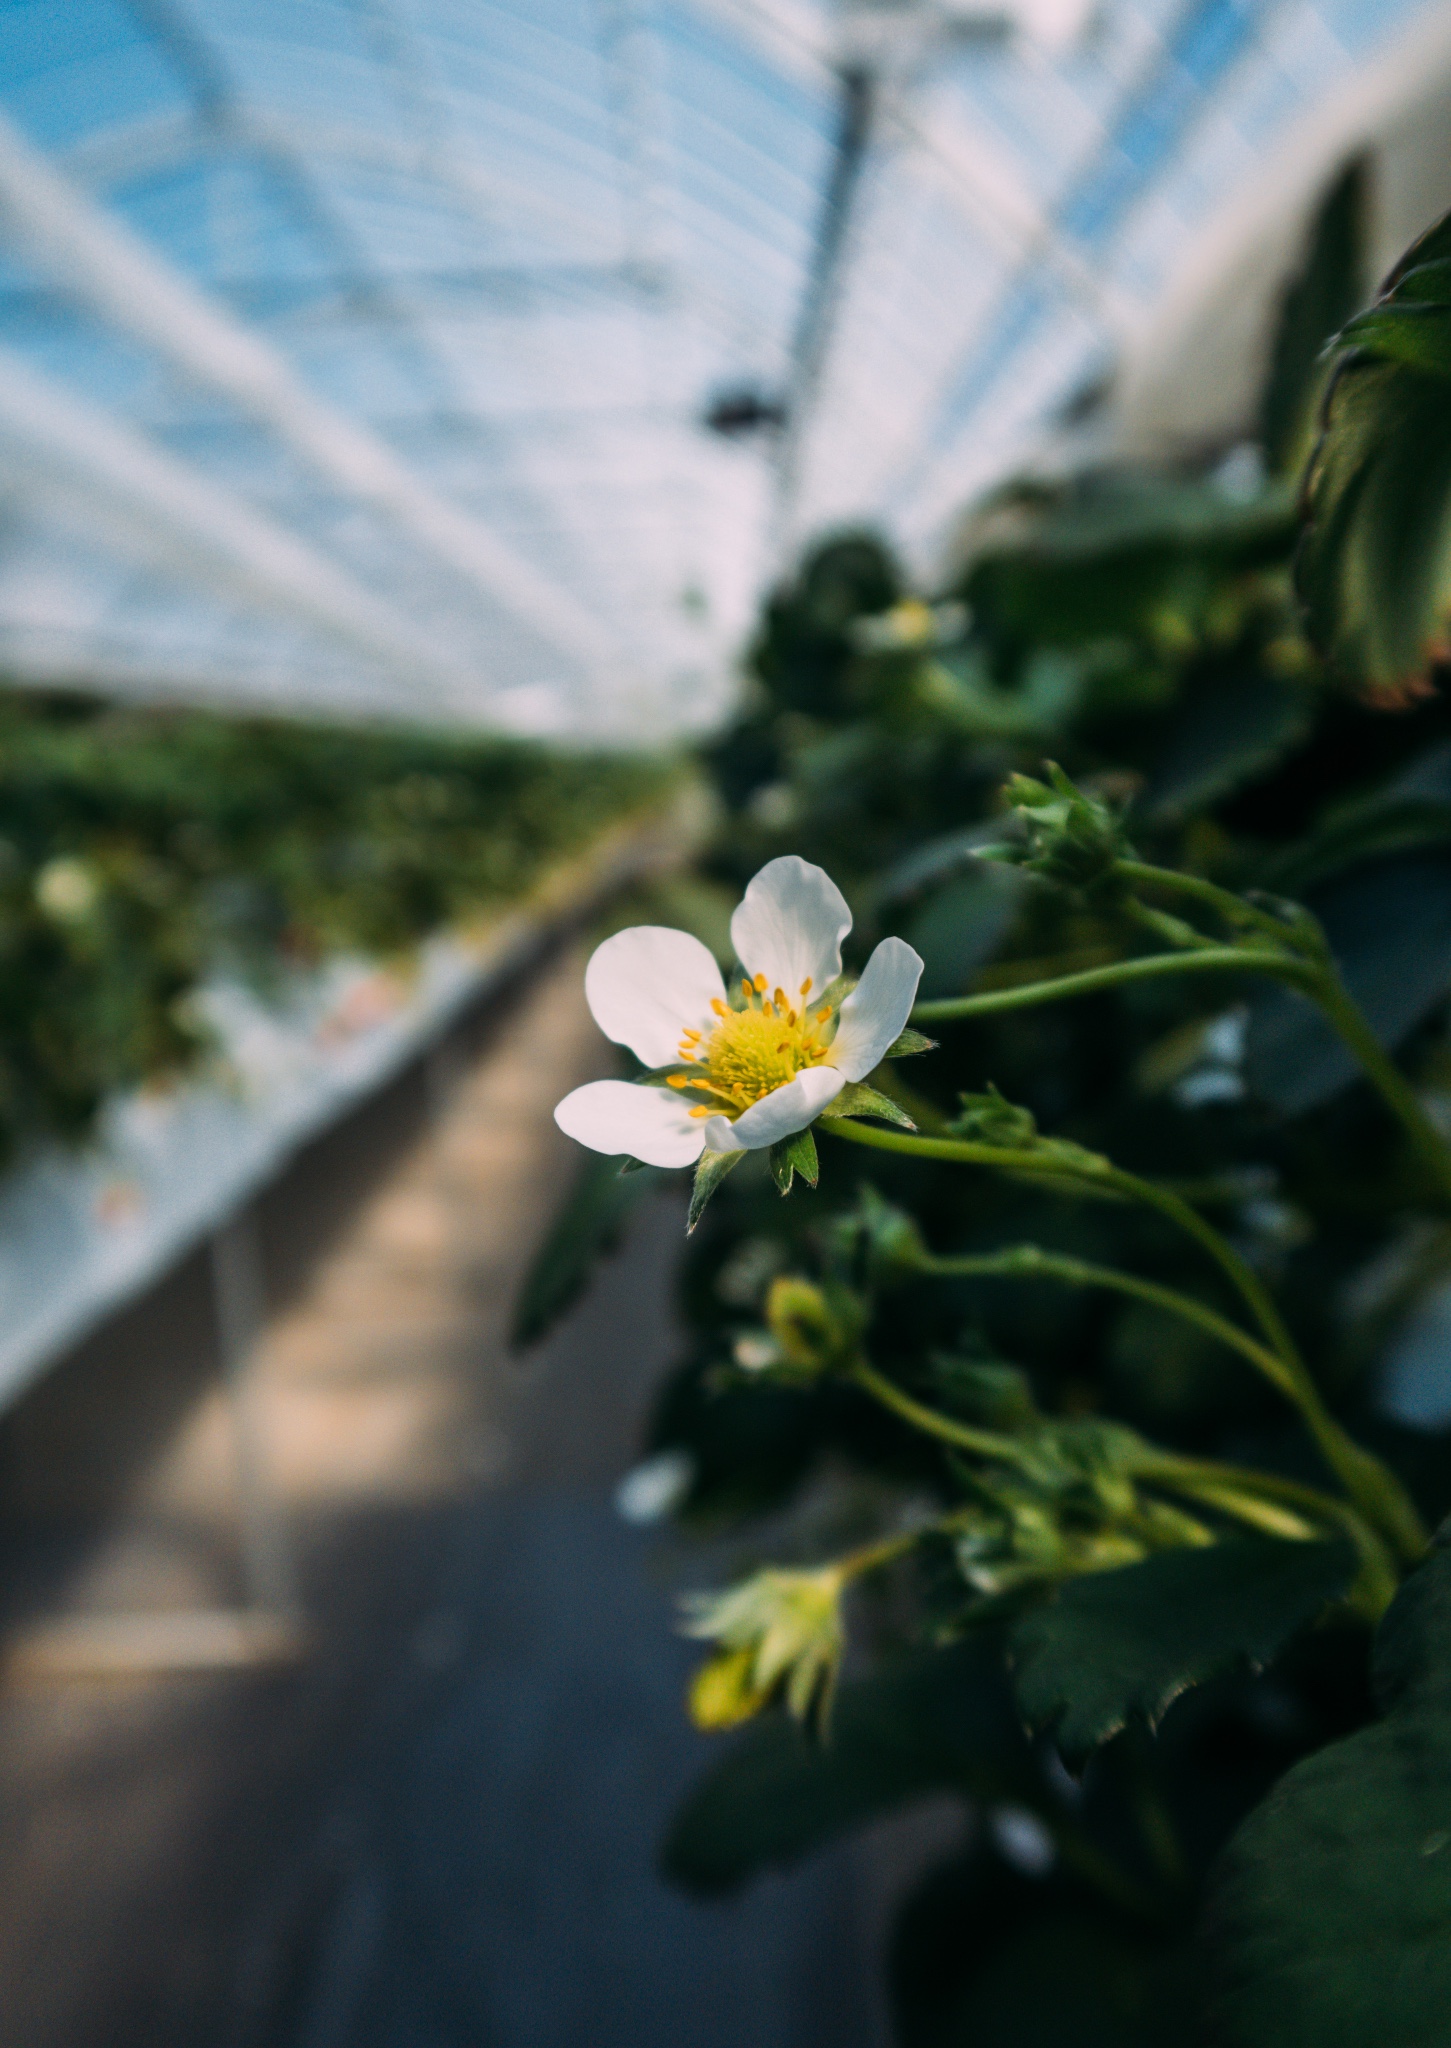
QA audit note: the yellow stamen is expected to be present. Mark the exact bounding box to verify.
[667,1075,690,1088]
[711,998,727,1018]
[741,979,753,1002]
[800,978,812,997]
[753,973,768,994]
[774,988,787,1010]
[682,1028,701,1043]
[817,1005,831,1022]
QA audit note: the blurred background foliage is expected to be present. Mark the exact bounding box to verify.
[0,689,669,1165]
[520,172,1451,2043]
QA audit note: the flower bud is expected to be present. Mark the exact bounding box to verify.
[1000,762,1129,888]
[35,856,100,924]
[949,1085,1039,1148]
[682,1564,846,1734]
[764,1275,862,1377]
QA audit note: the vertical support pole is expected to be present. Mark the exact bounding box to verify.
[775,65,875,528]
[210,1209,300,1620]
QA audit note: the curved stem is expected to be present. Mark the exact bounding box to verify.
[912,945,1304,1023]
[912,1244,1297,1394]
[824,1117,1099,1180]
[1113,859,1292,940]
[1098,1168,1300,1378]
[1117,859,1451,1205]
[826,1118,1427,1560]
[849,1358,1033,1467]
[1311,970,1451,1205]
[848,1358,1394,1602]
[1141,1453,1400,1617]
[838,1525,923,1581]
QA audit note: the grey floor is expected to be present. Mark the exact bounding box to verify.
[0,954,891,2048]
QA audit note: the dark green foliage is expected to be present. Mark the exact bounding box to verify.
[662,1642,1037,1892]
[1246,853,1451,1112]
[509,184,1451,2045]
[1260,157,1368,476]
[890,1853,1191,2048]
[1142,673,1313,822]
[1010,1538,1358,1766]
[1300,210,1451,696]
[510,1151,664,1348]
[0,687,667,1163]
[1202,1528,1451,2046]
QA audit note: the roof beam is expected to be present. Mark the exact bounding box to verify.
[0,110,617,673]
[0,341,484,707]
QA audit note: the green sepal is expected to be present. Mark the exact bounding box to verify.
[688,1146,743,1233]
[821,1083,916,1129]
[618,1155,650,1175]
[769,1126,819,1195]
[882,1027,937,1058]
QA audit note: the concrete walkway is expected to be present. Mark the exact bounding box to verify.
[0,950,889,2048]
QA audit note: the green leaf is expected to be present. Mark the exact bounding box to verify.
[510,1150,662,1347]
[822,1081,916,1129]
[1260,157,1368,475]
[905,869,1026,1000]
[1144,675,1313,823]
[1261,738,1451,895]
[688,1145,743,1232]
[1202,1525,1451,2047]
[1300,209,1451,693]
[883,1026,939,1058]
[1009,1537,1357,1768]
[1245,852,1451,1114]
[1338,301,1451,377]
[662,1642,1040,1894]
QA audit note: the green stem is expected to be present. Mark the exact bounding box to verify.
[912,945,1302,1023]
[1113,859,1292,940]
[838,1525,924,1581]
[912,1243,1298,1395]
[827,1118,1426,1560]
[848,1356,1395,1606]
[1100,1168,1300,1378]
[1083,1167,1423,1557]
[1117,858,1451,1206]
[849,1358,1036,1468]
[1311,970,1451,1205]
[1142,1453,1400,1616]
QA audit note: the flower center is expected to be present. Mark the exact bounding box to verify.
[671,976,835,1119]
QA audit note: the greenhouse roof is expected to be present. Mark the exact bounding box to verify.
[0,0,1442,738]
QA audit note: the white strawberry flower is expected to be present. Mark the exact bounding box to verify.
[554,856,924,1169]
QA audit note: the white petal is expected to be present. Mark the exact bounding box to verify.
[831,937,925,1081]
[730,857,852,1000]
[554,1080,705,1168]
[702,1067,846,1153]
[583,926,726,1068]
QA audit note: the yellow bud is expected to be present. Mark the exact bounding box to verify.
[688,1646,769,1730]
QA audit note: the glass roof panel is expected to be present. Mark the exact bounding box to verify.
[0,0,1441,737]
